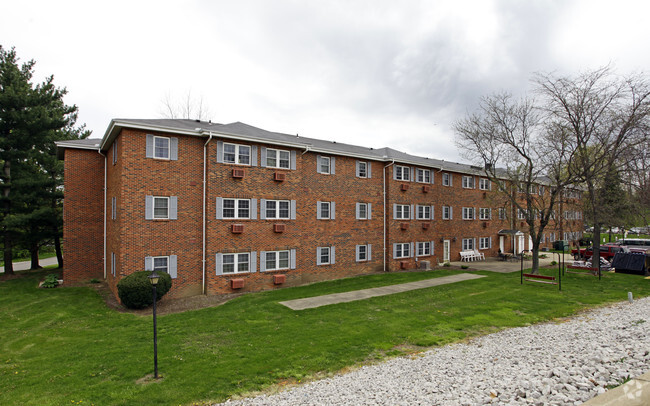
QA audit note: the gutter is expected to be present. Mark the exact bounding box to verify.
[383,160,396,272]
[202,131,214,295]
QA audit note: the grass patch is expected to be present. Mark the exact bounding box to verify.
[1,267,649,405]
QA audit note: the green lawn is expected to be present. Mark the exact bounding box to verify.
[1,267,649,406]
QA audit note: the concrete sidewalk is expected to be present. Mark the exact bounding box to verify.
[279,273,486,310]
[582,370,650,406]
[447,255,560,273]
[0,257,58,273]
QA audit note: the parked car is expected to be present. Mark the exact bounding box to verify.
[571,244,629,260]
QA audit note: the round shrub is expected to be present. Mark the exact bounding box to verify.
[117,271,172,309]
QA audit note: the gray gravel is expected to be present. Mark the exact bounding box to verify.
[219,296,650,406]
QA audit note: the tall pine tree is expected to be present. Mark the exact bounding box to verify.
[0,46,88,274]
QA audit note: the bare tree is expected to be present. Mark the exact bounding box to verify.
[535,67,650,270]
[159,90,213,121]
[454,93,576,274]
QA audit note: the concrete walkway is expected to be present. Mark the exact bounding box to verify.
[447,255,560,273]
[279,273,486,310]
[0,257,58,273]
[582,370,650,406]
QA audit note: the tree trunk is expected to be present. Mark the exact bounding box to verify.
[2,161,13,275]
[54,231,63,268]
[29,243,41,270]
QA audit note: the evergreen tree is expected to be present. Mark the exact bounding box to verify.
[0,46,88,273]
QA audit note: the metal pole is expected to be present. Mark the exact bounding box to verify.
[152,284,158,379]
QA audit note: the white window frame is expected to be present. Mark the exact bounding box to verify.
[462,238,475,251]
[356,161,368,178]
[223,142,251,165]
[265,200,291,220]
[462,176,475,189]
[442,173,452,186]
[222,252,251,274]
[357,202,370,220]
[518,209,527,220]
[394,242,411,259]
[265,250,290,271]
[319,156,331,174]
[479,237,491,250]
[479,178,491,190]
[499,208,506,220]
[112,142,117,165]
[222,198,251,219]
[356,244,370,262]
[417,242,432,257]
[462,207,475,220]
[442,205,452,220]
[317,246,334,265]
[416,168,431,183]
[479,208,491,220]
[153,256,169,273]
[153,136,170,160]
[111,196,116,220]
[395,204,411,220]
[395,165,410,181]
[265,148,291,169]
[416,205,432,220]
[153,196,169,219]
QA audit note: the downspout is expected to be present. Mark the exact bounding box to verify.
[202,131,214,295]
[99,150,107,279]
[383,160,395,272]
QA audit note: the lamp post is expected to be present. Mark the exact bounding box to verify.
[148,271,160,379]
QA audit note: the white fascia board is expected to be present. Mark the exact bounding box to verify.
[100,120,204,150]
[199,130,307,149]
[54,141,101,150]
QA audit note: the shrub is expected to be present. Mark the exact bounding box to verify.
[550,260,557,266]
[117,271,172,309]
[443,262,451,267]
[41,274,59,288]
[89,278,101,284]
[461,265,469,269]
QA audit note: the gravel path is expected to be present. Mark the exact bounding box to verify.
[219,296,650,406]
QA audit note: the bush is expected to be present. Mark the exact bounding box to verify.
[41,274,59,288]
[117,271,172,309]
[461,265,469,269]
[550,260,557,266]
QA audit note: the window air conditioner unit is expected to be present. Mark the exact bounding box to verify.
[274,172,286,182]
[232,168,245,178]
[231,224,244,234]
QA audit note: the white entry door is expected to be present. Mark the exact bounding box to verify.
[499,236,505,253]
[443,240,450,262]
[517,235,525,254]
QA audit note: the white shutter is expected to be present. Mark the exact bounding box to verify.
[145,196,153,220]
[368,203,372,220]
[145,134,154,158]
[170,137,178,161]
[367,162,372,178]
[260,147,267,167]
[215,253,223,275]
[169,196,178,220]
[169,255,177,279]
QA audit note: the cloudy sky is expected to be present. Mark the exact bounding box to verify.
[3,0,649,162]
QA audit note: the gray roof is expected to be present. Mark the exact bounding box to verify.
[57,118,487,176]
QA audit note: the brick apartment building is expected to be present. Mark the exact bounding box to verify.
[56,119,583,299]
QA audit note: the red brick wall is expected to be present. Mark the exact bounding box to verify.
[62,149,104,282]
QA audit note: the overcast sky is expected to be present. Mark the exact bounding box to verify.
[3,0,649,163]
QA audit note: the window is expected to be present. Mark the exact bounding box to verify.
[317,155,335,174]
[416,205,433,220]
[266,200,290,219]
[499,208,506,220]
[479,208,491,220]
[442,205,452,220]
[394,165,411,181]
[111,252,116,276]
[462,238,475,251]
[550,232,556,242]
[416,241,433,257]
[112,142,117,165]
[462,176,475,189]
[266,148,290,169]
[394,204,411,220]
[416,168,431,183]
[479,178,491,190]
[479,237,491,250]
[146,196,177,220]
[222,199,251,219]
[518,209,526,220]
[146,134,178,160]
[442,173,452,186]
[317,201,337,220]
[356,244,371,262]
[222,253,250,274]
[462,207,475,220]
[111,197,116,220]
[223,143,251,165]
[356,161,371,178]
[154,136,170,159]
[265,250,290,271]
[356,203,371,220]
[145,255,177,278]
[394,242,411,259]
[317,246,335,265]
